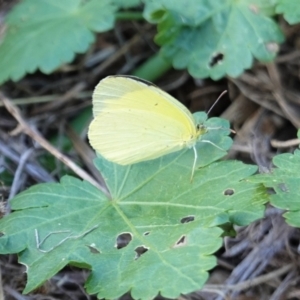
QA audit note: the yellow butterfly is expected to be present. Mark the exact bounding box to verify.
[88,75,218,178]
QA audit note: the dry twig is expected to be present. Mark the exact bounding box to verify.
[0,92,108,196]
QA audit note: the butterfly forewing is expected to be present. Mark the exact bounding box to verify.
[88,76,200,165]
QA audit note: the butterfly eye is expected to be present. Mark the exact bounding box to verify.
[196,124,207,135]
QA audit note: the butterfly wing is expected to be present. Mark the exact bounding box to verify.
[88,76,198,165]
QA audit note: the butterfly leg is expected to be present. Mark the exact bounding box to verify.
[190,145,198,182]
[190,140,226,181]
[200,139,225,151]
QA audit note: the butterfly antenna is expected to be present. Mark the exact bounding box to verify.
[207,90,227,116]
[190,145,198,182]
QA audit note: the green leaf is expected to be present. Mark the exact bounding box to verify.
[251,149,300,227]
[276,0,300,24]
[144,0,284,80]
[113,0,142,9]
[132,52,173,81]
[0,0,117,83]
[0,115,267,299]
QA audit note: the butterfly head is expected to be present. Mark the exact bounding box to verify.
[196,123,208,136]
[193,111,209,141]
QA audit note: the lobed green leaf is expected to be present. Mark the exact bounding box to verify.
[0,115,267,299]
[276,0,300,24]
[251,149,300,227]
[0,0,117,83]
[144,0,284,80]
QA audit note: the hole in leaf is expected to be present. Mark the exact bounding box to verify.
[177,236,186,245]
[134,246,149,260]
[278,183,289,192]
[268,187,276,195]
[87,244,100,254]
[209,53,224,67]
[0,232,4,237]
[173,235,187,248]
[143,231,150,236]
[181,216,195,223]
[224,189,234,196]
[116,232,132,249]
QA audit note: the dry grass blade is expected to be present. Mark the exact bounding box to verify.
[0,92,107,195]
[203,263,294,293]
[65,123,108,192]
[0,137,54,183]
[271,138,300,148]
[266,63,300,128]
